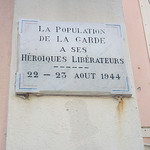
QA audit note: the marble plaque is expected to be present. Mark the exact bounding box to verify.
[16,19,132,96]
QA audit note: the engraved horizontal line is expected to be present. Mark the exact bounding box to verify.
[53,66,89,69]
[54,66,58,68]
[60,66,65,68]
[43,74,51,76]
[66,66,71,68]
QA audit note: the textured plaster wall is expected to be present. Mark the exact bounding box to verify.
[6,0,144,150]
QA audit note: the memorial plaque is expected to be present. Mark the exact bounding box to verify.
[16,19,132,96]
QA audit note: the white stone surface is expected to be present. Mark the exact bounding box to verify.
[144,144,150,150]
[16,20,131,96]
[139,0,150,58]
[6,0,144,150]
[142,127,150,137]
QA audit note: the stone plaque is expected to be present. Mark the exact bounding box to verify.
[16,19,131,96]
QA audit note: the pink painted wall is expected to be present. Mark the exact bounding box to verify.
[122,0,150,126]
[122,0,150,143]
[0,0,150,149]
[0,0,14,150]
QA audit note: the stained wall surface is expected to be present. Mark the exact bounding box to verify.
[5,0,144,150]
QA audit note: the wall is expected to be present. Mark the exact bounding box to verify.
[139,0,150,58]
[122,0,150,127]
[122,0,150,144]
[0,0,14,150]
[5,0,144,150]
